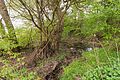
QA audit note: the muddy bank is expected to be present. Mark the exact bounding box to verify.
[35,52,81,80]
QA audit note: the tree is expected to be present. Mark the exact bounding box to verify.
[0,0,17,43]
[0,18,5,39]
[10,0,72,58]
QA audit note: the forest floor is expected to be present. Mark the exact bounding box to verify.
[0,47,82,80]
[1,36,119,80]
[18,36,100,79]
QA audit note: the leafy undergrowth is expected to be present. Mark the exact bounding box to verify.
[83,62,120,80]
[0,52,41,80]
[60,48,120,80]
[0,50,70,80]
[0,65,37,80]
[0,59,40,80]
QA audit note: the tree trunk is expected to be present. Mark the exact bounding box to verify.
[0,18,5,39]
[0,0,17,43]
[52,6,64,53]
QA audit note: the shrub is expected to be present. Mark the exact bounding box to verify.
[16,27,40,48]
[0,38,18,51]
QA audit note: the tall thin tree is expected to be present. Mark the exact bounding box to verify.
[0,18,5,38]
[0,0,17,43]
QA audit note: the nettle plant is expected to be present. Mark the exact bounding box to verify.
[83,61,120,80]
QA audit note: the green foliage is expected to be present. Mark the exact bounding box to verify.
[78,0,120,38]
[83,61,120,80]
[62,7,84,39]
[62,26,75,38]
[0,59,37,80]
[81,12,107,35]
[0,0,119,80]
[60,60,83,80]
[0,27,40,79]
[60,49,120,80]
[16,27,40,48]
[0,27,40,54]
[0,38,18,51]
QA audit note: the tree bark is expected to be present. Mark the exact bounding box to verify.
[0,0,17,43]
[0,18,5,39]
[52,3,64,53]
